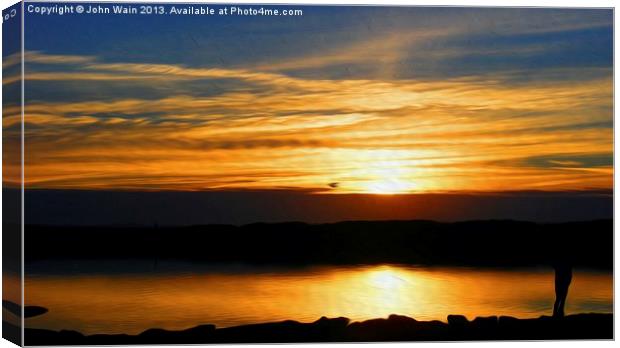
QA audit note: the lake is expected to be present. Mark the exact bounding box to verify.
[21,262,612,335]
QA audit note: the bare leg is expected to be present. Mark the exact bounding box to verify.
[553,281,569,318]
[553,264,572,318]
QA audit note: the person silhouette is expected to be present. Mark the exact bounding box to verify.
[552,261,572,318]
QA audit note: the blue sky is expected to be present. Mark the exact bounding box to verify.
[24,6,611,78]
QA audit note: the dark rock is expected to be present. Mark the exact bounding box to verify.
[2,301,20,317]
[138,328,171,338]
[472,316,498,327]
[22,313,614,345]
[312,317,349,341]
[3,321,21,345]
[3,300,50,318]
[447,314,469,326]
[57,330,84,340]
[388,314,417,323]
[87,333,134,345]
[182,324,216,334]
[24,306,49,318]
[314,316,349,327]
[498,315,518,325]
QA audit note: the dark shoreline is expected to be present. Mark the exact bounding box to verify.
[20,313,613,345]
[24,219,613,269]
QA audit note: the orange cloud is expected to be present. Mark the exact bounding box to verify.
[3,52,611,194]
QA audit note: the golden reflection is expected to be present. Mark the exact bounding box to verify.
[25,265,613,335]
[367,267,408,289]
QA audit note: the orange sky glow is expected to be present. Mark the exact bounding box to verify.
[3,14,613,195]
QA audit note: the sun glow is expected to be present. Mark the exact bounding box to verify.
[367,268,408,290]
[357,159,419,194]
[12,50,612,193]
[366,178,417,195]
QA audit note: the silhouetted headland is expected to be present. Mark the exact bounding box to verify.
[19,313,612,345]
[3,300,48,318]
[25,219,612,269]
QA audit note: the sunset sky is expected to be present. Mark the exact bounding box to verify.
[4,6,613,198]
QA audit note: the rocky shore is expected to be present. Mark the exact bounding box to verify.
[21,313,613,345]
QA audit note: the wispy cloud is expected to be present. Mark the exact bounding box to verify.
[7,46,610,194]
[11,6,613,194]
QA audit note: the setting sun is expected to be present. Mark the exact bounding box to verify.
[365,178,416,194]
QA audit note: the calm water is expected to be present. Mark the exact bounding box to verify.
[21,262,612,335]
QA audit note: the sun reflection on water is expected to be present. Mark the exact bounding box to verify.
[24,263,613,335]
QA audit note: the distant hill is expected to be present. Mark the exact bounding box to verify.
[23,219,612,269]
